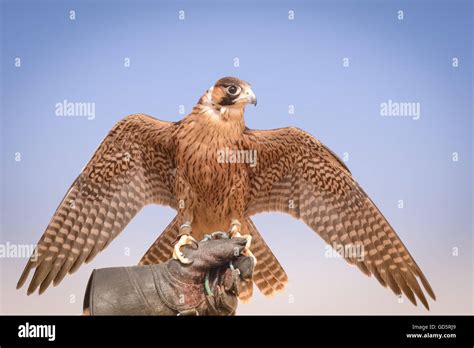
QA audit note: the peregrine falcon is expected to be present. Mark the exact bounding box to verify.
[17,77,435,309]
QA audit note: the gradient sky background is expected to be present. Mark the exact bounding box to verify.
[0,0,472,315]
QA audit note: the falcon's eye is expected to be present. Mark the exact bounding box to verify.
[227,85,240,95]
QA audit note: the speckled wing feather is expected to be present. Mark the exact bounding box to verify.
[242,217,288,299]
[244,127,436,309]
[17,114,178,294]
[138,216,179,266]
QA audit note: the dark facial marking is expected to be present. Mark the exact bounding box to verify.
[214,77,246,106]
[219,91,237,106]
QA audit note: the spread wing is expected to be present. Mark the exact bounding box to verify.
[17,114,178,294]
[244,127,436,309]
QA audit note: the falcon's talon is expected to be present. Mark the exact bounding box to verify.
[243,247,257,267]
[228,221,257,266]
[242,234,252,250]
[230,227,239,236]
[239,234,256,265]
[229,230,241,238]
[172,235,197,264]
[229,220,242,238]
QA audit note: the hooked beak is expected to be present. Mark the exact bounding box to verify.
[245,87,257,106]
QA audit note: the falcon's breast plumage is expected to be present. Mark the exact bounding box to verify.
[17,77,436,309]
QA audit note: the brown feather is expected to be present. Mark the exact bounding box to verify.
[244,126,435,309]
[18,114,177,294]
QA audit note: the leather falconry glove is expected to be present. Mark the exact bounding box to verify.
[83,236,255,315]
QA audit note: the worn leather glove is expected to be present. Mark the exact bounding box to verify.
[83,236,254,316]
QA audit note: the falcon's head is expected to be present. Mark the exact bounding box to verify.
[205,77,257,109]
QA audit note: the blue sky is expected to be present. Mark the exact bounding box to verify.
[0,0,472,314]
